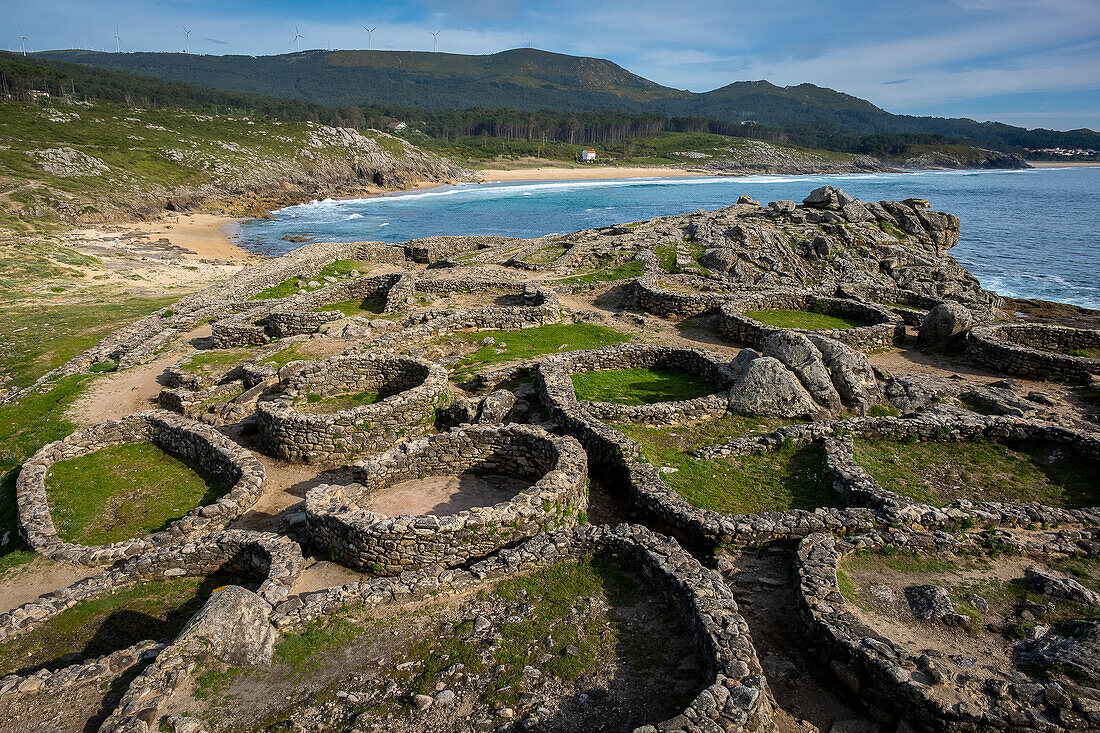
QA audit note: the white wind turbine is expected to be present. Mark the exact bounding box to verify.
[429,30,440,52]
[293,25,304,52]
[114,27,121,53]
[183,26,191,53]
[363,26,375,51]
[18,27,26,56]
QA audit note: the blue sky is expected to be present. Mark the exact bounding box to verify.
[7,0,1100,131]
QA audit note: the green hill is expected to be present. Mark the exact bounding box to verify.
[31,48,1100,152]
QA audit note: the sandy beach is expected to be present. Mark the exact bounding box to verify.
[476,165,705,183]
[69,212,256,263]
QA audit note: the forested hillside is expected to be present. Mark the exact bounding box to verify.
[32,47,1100,153]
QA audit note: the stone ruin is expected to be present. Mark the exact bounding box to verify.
[3,188,1099,733]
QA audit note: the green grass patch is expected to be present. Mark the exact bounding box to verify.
[744,308,869,330]
[654,245,678,274]
[571,367,715,405]
[1062,347,1100,359]
[251,260,372,300]
[310,295,387,317]
[297,390,384,414]
[853,437,1098,508]
[45,442,229,544]
[451,323,634,380]
[257,343,312,370]
[0,574,247,677]
[0,295,177,388]
[614,415,829,513]
[0,374,91,573]
[557,260,645,285]
[522,246,566,264]
[272,614,365,674]
[180,347,258,375]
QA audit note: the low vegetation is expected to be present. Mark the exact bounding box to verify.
[522,246,566,264]
[310,295,387,317]
[451,323,634,380]
[571,367,716,405]
[744,308,868,330]
[556,260,646,285]
[852,437,1097,508]
[45,442,229,544]
[251,260,373,300]
[615,416,831,513]
[297,390,386,414]
[0,574,248,677]
[181,347,260,376]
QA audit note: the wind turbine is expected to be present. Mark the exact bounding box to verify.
[114,27,121,53]
[183,26,191,53]
[429,30,440,52]
[18,27,26,56]
[293,25,304,52]
[363,26,375,51]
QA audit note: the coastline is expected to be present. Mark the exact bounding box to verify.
[68,213,256,264]
[475,165,706,183]
[1024,160,1100,168]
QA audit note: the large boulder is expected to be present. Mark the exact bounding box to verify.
[438,389,516,428]
[177,585,276,666]
[885,374,963,413]
[918,302,973,347]
[905,584,955,620]
[763,331,842,410]
[802,186,842,209]
[1020,622,1100,683]
[727,356,819,418]
[1025,566,1100,606]
[806,335,881,412]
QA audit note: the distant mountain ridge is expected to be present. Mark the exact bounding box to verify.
[31,47,1100,151]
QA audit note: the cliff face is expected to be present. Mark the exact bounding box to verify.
[902,147,1030,170]
[0,103,473,228]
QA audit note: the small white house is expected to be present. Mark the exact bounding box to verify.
[385,121,408,133]
[578,149,597,162]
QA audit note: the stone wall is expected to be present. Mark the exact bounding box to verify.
[0,529,300,700]
[271,524,775,733]
[968,324,1100,383]
[256,353,449,462]
[306,424,588,573]
[541,343,739,425]
[17,411,267,567]
[717,294,905,353]
[631,277,743,318]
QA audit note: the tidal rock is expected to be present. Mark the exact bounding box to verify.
[918,302,973,347]
[803,186,841,209]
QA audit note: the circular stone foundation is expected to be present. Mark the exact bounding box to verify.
[305,424,588,573]
[255,353,449,463]
[968,323,1100,382]
[540,343,739,424]
[797,528,1100,733]
[718,293,904,353]
[17,410,266,567]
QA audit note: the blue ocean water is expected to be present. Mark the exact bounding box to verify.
[236,167,1100,309]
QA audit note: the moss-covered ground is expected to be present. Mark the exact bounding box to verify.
[571,367,716,405]
[45,442,229,544]
[556,260,645,285]
[852,437,1098,508]
[451,323,634,380]
[297,390,386,414]
[614,415,831,513]
[0,573,252,677]
[251,260,374,300]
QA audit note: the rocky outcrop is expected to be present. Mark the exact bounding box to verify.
[918,302,973,347]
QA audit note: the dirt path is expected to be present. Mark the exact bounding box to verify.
[67,324,213,425]
[0,558,97,614]
[365,474,529,516]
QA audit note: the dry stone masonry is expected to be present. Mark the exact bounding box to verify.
[16,410,266,567]
[305,424,588,573]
